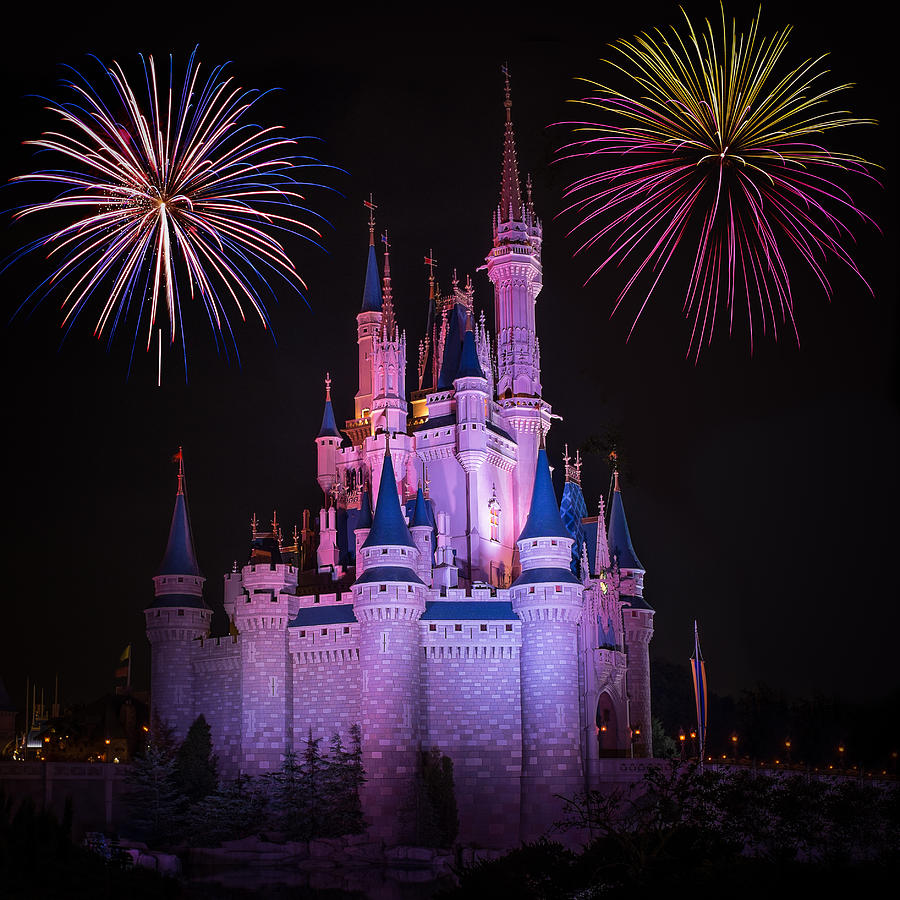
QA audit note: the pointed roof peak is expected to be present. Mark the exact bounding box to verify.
[411,485,430,528]
[518,447,569,541]
[360,196,383,313]
[607,478,643,571]
[362,450,415,549]
[357,489,373,529]
[455,326,485,381]
[317,373,341,439]
[156,451,202,578]
[498,64,523,225]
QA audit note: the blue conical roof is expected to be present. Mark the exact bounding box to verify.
[317,398,341,439]
[361,451,416,549]
[437,303,464,390]
[357,490,372,529]
[455,328,485,380]
[360,243,383,313]
[560,479,588,575]
[410,486,430,527]
[518,448,570,541]
[608,484,643,570]
[157,489,202,577]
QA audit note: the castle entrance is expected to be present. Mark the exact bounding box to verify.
[596,693,622,758]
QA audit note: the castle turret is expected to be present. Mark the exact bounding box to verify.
[352,204,383,439]
[454,323,489,583]
[353,441,426,842]
[316,373,342,496]
[485,71,551,536]
[409,485,434,586]
[145,449,211,740]
[608,470,654,757]
[510,447,584,840]
[231,515,299,773]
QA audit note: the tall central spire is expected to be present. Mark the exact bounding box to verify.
[499,64,523,224]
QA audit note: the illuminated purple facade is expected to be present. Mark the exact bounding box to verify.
[146,81,655,847]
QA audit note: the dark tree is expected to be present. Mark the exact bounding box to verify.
[323,728,366,836]
[416,748,459,847]
[172,714,218,803]
[124,737,180,845]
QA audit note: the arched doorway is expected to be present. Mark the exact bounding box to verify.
[596,692,621,758]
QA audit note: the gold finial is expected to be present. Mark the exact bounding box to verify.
[325,371,332,401]
[172,446,185,495]
[364,194,377,246]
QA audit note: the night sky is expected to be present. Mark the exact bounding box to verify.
[1,1,895,715]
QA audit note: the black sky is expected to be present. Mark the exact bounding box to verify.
[1,1,896,714]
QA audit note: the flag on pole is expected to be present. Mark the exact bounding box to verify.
[690,621,707,764]
[114,644,131,681]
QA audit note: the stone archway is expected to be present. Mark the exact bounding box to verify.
[596,692,622,758]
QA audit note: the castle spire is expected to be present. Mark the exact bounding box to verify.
[381,230,396,340]
[317,372,342,439]
[518,446,569,541]
[607,470,643,570]
[595,496,611,572]
[362,442,416,550]
[499,64,523,224]
[360,197,383,313]
[156,449,202,578]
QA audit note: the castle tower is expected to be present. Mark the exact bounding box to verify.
[485,71,551,535]
[370,232,409,436]
[454,324,489,584]
[231,517,299,773]
[409,485,434,587]
[510,447,584,840]
[353,441,426,842]
[608,470,654,757]
[316,373,342,496]
[144,449,210,739]
[352,204,383,437]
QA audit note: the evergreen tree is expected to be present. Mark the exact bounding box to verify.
[182,774,269,847]
[322,728,366,836]
[172,714,218,803]
[416,748,459,847]
[268,749,306,839]
[298,729,325,839]
[124,740,180,845]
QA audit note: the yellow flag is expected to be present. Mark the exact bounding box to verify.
[119,644,131,662]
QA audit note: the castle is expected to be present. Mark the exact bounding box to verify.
[145,79,655,847]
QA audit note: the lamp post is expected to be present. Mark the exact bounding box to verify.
[784,739,792,767]
[679,729,686,761]
[731,733,738,765]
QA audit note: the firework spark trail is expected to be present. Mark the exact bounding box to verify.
[555,6,878,359]
[5,47,336,379]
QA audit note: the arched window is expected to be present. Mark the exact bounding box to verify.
[488,486,501,542]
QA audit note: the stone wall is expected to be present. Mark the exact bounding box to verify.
[193,636,242,776]
[421,629,522,847]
